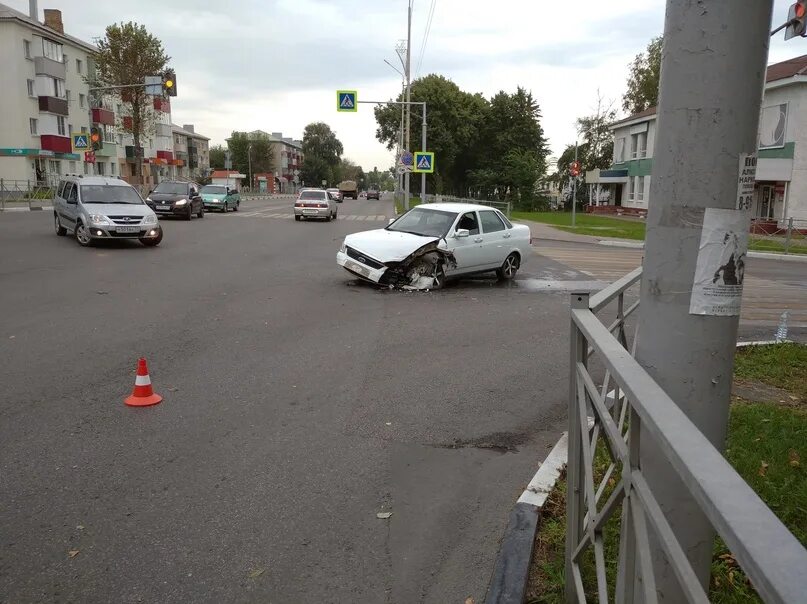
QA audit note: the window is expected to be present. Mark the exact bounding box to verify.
[116,104,122,115]
[76,58,82,73]
[110,162,116,175]
[175,135,181,144]
[57,116,66,136]
[42,38,63,61]
[628,176,635,200]
[79,93,86,108]
[636,176,645,201]
[63,182,75,201]
[614,137,625,163]
[80,126,87,133]
[23,39,31,59]
[69,161,76,173]
[96,162,105,176]
[148,138,153,149]
[117,133,123,146]
[27,79,35,97]
[48,160,61,176]
[29,118,38,135]
[68,123,73,136]
[479,210,506,233]
[53,78,65,98]
[103,125,115,143]
[83,162,89,175]
[456,211,480,235]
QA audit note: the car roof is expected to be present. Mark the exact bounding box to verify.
[64,176,133,187]
[414,202,503,213]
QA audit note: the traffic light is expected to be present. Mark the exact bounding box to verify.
[162,69,177,97]
[785,1,807,39]
[90,127,103,152]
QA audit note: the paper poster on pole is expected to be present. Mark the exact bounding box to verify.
[689,208,751,316]
[736,153,757,211]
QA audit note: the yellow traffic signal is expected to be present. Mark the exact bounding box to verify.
[162,70,177,97]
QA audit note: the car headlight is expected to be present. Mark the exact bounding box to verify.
[145,197,152,202]
[89,214,110,226]
[340,240,347,253]
[175,198,188,206]
[143,214,158,225]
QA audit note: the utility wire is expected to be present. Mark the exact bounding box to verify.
[415,0,437,78]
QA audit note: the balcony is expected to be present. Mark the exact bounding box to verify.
[92,107,115,126]
[125,145,144,160]
[34,56,65,78]
[40,135,71,154]
[38,96,68,116]
[155,123,172,137]
[95,142,116,157]
[157,150,173,161]
[153,97,171,113]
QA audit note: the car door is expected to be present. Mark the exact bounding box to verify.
[62,181,79,228]
[189,184,200,212]
[445,211,484,274]
[478,209,513,269]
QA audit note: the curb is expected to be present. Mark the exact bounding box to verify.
[0,205,52,212]
[485,433,568,604]
[596,239,807,261]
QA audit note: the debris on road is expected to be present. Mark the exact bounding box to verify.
[248,568,265,579]
[68,550,80,558]
[376,512,393,520]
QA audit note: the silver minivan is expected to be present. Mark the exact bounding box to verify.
[53,176,163,247]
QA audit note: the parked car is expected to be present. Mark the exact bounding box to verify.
[367,186,380,200]
[294,189,338,221]
[326,188,343,203]
[53,175,163,247]
[336,203,530,289]
[200,184,240,212]
[145,181,204,220]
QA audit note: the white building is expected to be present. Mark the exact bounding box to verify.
[0,2,96,185]
[587,54,807,222]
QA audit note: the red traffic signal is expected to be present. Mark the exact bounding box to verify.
[785,1,807,39]
[90,127,103,152]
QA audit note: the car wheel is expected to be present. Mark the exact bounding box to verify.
[74,220,93,247]
[326,213,332,222]
[234,201,239,212]
[184,206,193,221]
[222,201,228,213]
[497,253,520,281]
[295,215,301,221]
[333,211,337,220]
[198,204,204,219]
[140,228,163,247]
[54,213,66,236]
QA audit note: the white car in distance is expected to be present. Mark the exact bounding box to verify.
[336,203,531,289]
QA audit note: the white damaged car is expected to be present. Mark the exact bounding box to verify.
[336,203,532,289]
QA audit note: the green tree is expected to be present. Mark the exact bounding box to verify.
[227,132,274,187]
[374,74,488,196]
[470,87,549,201]
[93,22,170,182]
[300,122,343,186]
[209,144,226,170]
[623,36,662,114]
[577,93,618,172]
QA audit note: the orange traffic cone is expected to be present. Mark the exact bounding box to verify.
[125,357,162,407]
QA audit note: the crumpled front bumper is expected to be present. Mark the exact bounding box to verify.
[336,250,388,283]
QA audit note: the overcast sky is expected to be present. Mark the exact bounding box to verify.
[8,0,802,171]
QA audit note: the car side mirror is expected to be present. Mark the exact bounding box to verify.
[455,228,470,238]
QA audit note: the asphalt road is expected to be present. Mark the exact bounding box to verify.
[0,194,574,603]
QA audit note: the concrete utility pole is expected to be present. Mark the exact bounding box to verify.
[421,104,427,200]
[634,1,772,598]
[404,0,413,211]
[571,140,578,227]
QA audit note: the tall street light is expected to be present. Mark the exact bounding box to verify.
[384,58,406,201]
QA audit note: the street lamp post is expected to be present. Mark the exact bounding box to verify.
[247,143,253,192]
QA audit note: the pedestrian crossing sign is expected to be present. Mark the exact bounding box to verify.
[72,132,90,152]
[413,151,434,173]
[337,90,357,112]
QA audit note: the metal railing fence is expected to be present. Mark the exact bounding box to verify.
[421,194,512,218]
[749,217,807,255]
[565,267,807,603]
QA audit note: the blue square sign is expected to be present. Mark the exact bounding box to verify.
[413,151,434,173]
[337,90,357,112]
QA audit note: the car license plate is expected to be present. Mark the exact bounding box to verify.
[303,209,318,215]
[157,204,170,210]
[345,259,371,277]
[116,225,140,233]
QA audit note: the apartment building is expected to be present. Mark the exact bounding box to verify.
[247,130,304,193]
[586,54,807,222]
[171,124,210,180]
[0,2,95,185]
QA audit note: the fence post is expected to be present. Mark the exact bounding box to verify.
[565,292,589,603]
[1,178,4,211]
[785,217,793,255]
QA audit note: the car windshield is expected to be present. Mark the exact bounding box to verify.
[201,185,226,194]
[80,185,143,204]
[386,207,457,238]
[153,182,188,195]
[299,190,327,200]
